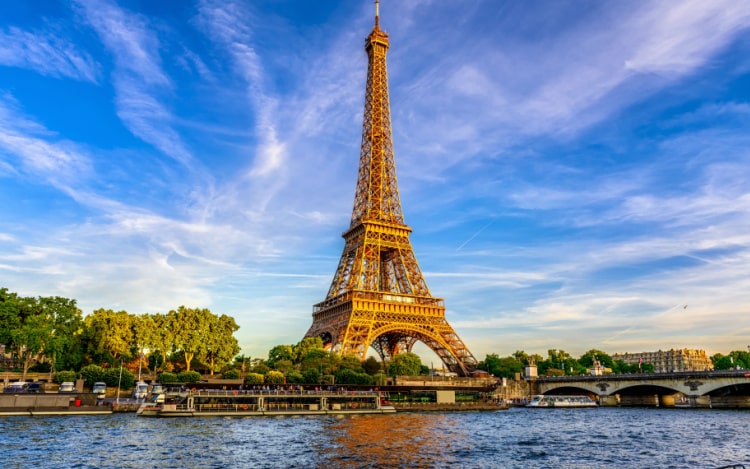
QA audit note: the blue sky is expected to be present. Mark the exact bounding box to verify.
[1,0,750,364]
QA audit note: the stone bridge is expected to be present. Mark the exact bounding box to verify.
[533,370,750,408]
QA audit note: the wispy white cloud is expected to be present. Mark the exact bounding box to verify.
[0,95,92,187]
[2,1,749,362]
[390,0,750,182]
[0,25,99,82]
[623,0,750,74]
[74,0,195,168]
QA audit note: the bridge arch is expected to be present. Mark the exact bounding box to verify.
[535,372,750,407]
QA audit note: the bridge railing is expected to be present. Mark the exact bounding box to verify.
[535,370,750,382]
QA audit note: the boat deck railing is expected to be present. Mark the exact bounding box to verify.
[183,389,383,398]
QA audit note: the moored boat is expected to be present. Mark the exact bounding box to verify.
[137,388,396,418]
[525,395,598,408]
[0,393,112,416]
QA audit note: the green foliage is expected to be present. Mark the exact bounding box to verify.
[267,344,293,367]
[478,353,525,378]
[293,337,325,363]
[103,367,134,388]
[158,372,178,383]
[339,354,364,372]
[578,349,614,368]
[335,368,374,385]
[387,352,423,376]
[53,370,77,384]
[203,314,241,376]
[170,306,215,372]
[285,370,304,384]
[301,368,320,384]
[0,289,85,377]
[265,370,285,384]
[222,369,240,379]
[29,362,52,372]
[251,362,271,374]
[245,373,264,385]
[177,371,201,383]
[83,308,134,363]
[272,359,293,373]
[79,364,105,387]
[362,356,381,375]
[512,350,530,365]
[712,351,750,370]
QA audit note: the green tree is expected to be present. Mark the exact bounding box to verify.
[0,291,84,373]
[245,373,264,385]
[579,349,614,369]
[267,344,293,368]
[0,292,58,379]
[12,297,53,380]
[79,364,105,387]
[387,352,423,376]
[234,354,251,379]
[107,367,134,389]
[285,370,304,384]
[149,313,174,373]
[512,350,530,365]
[302,368,320,384]
[712,353,734,370]
[170,306,214,372]
[479,353,499,372]
[132,313,156,377]
[177,371,201,383]
[339,354,365,372]
[293,337,325,363]
[204,314,240,375]
[336,368,374,385]
[363,356,382,375]
[273,359,294,373]
[38,295,84,372]
[53,370,77,384]
[83,309,134,363]
[266,370,285,384]
[158,372,178,383]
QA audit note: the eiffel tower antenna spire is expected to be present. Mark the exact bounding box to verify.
[304,4,477,376]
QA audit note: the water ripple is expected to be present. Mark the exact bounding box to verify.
[1,408,749,468]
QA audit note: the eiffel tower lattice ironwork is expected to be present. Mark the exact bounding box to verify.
[304,3,477,376]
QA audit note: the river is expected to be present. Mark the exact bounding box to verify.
[2,407,748,468]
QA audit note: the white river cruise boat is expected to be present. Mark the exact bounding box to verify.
[526,395,598,408]
[137,388,396,418]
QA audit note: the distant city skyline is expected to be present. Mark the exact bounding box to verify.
[1,1,749,364]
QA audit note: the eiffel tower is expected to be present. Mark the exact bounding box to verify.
[304,2,477,376]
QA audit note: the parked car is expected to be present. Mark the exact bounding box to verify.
[92,382,107,395]
[3,382,29,393]
[59,382,77,393]
[26,382,43,393]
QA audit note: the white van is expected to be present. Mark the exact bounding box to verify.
[92,382,107,395]
[132,382,148,400]
[59,382,76,393]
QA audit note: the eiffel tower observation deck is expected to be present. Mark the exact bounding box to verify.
[304,2,477,376]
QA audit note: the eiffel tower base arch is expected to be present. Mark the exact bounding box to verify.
[305,292,477,376]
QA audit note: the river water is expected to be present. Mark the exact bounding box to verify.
[2,408,748,468]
